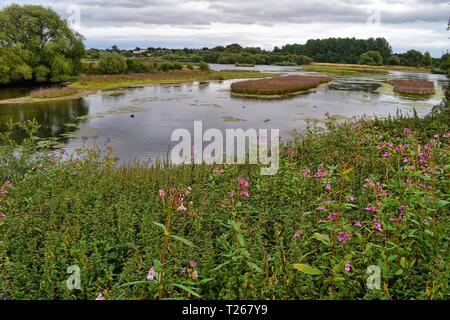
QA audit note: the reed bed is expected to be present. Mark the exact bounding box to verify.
[231,75,332,96]
[393,79,435,95]
[30,87,79,99]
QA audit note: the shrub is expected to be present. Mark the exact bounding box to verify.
[358,51,383,66]
[34,65,50,82]
[388,55,401,66]
[199,61,210,72]
[99,52,128,75]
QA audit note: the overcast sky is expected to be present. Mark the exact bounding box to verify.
[1,0,449,56]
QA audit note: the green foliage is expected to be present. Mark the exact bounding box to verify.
[199,61,210,72]
[358,51,383,66]
[388,55,401,66]
[99,52,128,75]
[399,50,424,67]
[0,92,448,300]
[0,4,85,84]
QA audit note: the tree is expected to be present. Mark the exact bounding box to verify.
[199,61,210,72]
[358,51,383,66]
[388,55,401,66]
[99,52,128,74]
[423,52,432,67]
[400,50,424,67]
[0,4,85,84]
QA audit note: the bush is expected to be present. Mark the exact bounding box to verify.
[358,51,383,66]
[186,63,194,70]
[99,52,128,75]
[295,55,313,65]
[34,65,50,82]
[199,61,210,72]
[388,55,401,66]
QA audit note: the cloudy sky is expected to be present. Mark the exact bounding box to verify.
[1,0,449,56]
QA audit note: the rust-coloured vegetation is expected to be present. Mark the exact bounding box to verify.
[392,79,435,95]
[231,75,332,96]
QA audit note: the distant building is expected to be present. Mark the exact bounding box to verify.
[132,48,147,57]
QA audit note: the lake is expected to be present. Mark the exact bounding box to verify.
[0,65,447,164]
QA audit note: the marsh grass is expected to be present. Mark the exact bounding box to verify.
[393,79,435,96]
[231,75,332,97]
[30,87,80,99]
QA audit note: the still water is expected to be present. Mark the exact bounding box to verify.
[0,66,447,163]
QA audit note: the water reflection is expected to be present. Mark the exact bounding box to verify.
[0,99,89,141]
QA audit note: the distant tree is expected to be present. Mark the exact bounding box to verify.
[358,51,383,66]
[0,4,85,84]
[225,43,243,53]
[400,50,424,67]
[199,61,210,72]
[388,55,401,66]
[423,52,433,67]
[99,52,128,74]
[111,45,120,53]
[440,53,450,70]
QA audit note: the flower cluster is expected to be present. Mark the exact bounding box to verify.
[181,259,198,280]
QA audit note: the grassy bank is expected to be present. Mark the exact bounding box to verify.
[302,63,432,76]
[0,91,448,300]
[0,70,277,105]
[392,79,435,96]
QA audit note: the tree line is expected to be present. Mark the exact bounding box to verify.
[0,4,449,86]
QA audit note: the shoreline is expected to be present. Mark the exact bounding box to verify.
[0,70,277,105]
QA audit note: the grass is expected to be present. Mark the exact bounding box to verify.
[302,63,432,76]
[70,70,277,91]
[0,91,448,300]
[230,75,332,97]
[392,79,435,96]
[30,87,80,99]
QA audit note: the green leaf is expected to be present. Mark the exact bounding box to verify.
[312,233,330,244]
[437,200,449,209]
[246,261,262,273]
[170,235,196,248]
[400,257,408,269]
[172,283,201,298]
[152,221,167,232]
[292,263,323,275]
[342,167,354,175]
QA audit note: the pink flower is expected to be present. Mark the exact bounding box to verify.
[159,189,165,200]
[228,191,235,197]
[348,195,356,202]
[423,218,430,225]
[177,204,187,212]
[189,260,197,269]
[0,188,5,196]
[181,267,187,274]
[383,152,390,159]
[365,205,377,213]
[147,266,156,281]
[325,183,332,192]
[337,231,350,244]
[301,168,311,178]
[327,213,338,221]
[404,128,412,136]
[4,180,12,188]
[354,220,363,228]
[433,134,440,138]
[96,293,105,300]
[373,220,383,232]
[403,157,409,164]
[239,191,250,198]
[318,206,327,211]
[0,212,5,219]
[345,262,351,273]
[293,230,303,238]
[238,176,250,189]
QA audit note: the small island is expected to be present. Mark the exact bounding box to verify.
[230,75,332,98]
[392,79,435,96]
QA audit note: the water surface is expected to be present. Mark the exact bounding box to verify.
[0,66,447,163]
